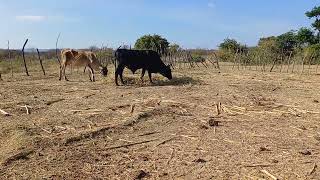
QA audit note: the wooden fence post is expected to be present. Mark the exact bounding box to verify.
[36,48,46,75]
[8,40,13,77]
[22,39,30,76]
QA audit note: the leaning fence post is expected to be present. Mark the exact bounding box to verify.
[22,39,30,76]
[36,48,46,76]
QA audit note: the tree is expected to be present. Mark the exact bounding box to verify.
[134,34,169,55]
[306,6,320,41]
[168,43,181,53]
[219,38,241,53]
[276,31,298,54]
[296,27,316,47]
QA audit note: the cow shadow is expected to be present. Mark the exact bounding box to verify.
[152,76,203,86]
[115,75,203,87]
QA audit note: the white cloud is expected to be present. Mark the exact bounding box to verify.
[15,15,80,23]
[16,15,47,22]
[208,1,216,8]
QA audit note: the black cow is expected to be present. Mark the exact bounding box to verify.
[114,49,172,86]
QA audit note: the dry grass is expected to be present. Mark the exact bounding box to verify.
[0,64,320,179]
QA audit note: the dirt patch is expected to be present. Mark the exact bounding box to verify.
[0,66,320,179]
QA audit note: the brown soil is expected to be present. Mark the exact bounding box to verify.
[0,66,319,179]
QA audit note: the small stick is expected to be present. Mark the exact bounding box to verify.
[155,137,175,147]
[130,104,135,114]
[46,98,65,105]
[243,164,273,168]
[260,170,278,180]
[166,148,175,165]
[105,138,158,150]
[19,105,31,114]
[0,109,10,116]
[309,163,317,175]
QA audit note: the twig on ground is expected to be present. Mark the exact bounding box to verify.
[167,148,175,165]
[46,98,65,105]
[243,164,273,168]
[3,149,34,166]
[82,94,96,99]
[155,137,176,147]
[260,169,278,180]
[138,131,161,137]
[0,108,10,116]
[309,163,317,175]
[105,139,158,150]
[19,105,31,114]
[130,104,135,114]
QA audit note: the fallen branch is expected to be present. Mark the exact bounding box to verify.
[3,149,34,166]
[46,98,65,105]
[0,108,10,116]
[260,169,278,180]
[105,138,158,150]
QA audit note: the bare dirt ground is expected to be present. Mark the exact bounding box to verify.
[0,65,320,179]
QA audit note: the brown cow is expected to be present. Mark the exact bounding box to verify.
[59,49,108,81]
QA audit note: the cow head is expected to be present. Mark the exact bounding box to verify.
[160,65,172,80]
[100,66,108,76]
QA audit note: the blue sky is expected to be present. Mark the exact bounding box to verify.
[0,0,319,49]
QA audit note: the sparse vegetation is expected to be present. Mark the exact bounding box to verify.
[1,4,320,180]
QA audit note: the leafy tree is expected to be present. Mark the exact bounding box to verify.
[134,34,169,55]
[219,38,241,53]
[296,27,316,47]
[258,36,279,53]
[168,43,181,53]
[276,31,298,54]
[306,6,320,41]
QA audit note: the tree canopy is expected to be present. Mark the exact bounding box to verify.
[296,27,316,47]
[134,34,169,55]
[306,6,320,41]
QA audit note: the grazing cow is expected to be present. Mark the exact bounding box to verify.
[59,49,108,81]
[114,49,172,86]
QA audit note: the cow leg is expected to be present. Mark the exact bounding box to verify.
[87,65,95,82]
[62,65,69,81]
[59,65,62,81]
[83,66,87,73]
[120,71,125,85]
[148,71,153,84]
[115,65,125,86]
[140,68,146,82]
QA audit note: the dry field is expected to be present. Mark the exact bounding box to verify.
[0,64,320,179]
